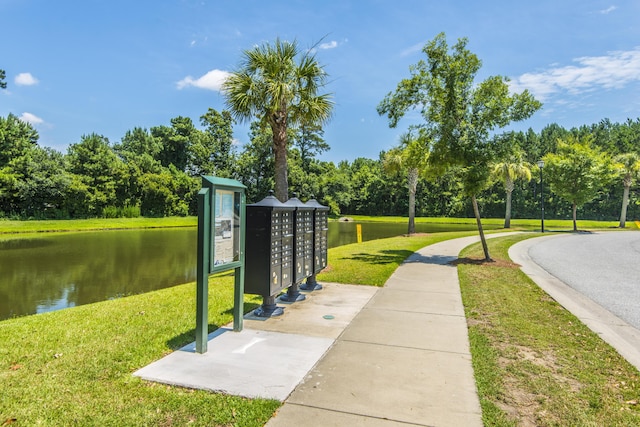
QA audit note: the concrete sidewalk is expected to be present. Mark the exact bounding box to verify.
[136,233,514,426]
[265,234,511,427]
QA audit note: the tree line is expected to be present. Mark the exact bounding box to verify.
[1,108,639,223]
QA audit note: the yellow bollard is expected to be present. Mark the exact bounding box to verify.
[356,224,362,243]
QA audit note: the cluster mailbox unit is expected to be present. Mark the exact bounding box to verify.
[301,196,329,291]
[244,191,294,317]
[279,195,314,302]
[244,192,329,316]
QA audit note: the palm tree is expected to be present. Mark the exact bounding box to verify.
[382,132,429,234]
[222,38,333,202]
[614,152,640,228]
[492,152,532,228]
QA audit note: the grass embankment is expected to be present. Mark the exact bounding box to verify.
[0,231,477,426]
[458,234,640,426]
[0,217,197,234]
[346,215,630,231]
[2,215,635,235]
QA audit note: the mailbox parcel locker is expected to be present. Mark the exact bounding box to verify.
[244,192,294,298]
[284,195,314,283]
[306,198,329,274]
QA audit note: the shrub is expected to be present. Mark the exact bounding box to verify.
[102,206,119,218]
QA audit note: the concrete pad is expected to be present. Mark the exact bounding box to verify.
[133,283,377,402]
[341,308,471,353]
[287,340,482,427]
[265,404,413,427]
[244,282,378,339]
[366,287,464,316]
[133,328,333,401]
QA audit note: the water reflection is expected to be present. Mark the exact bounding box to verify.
[0,229,197,320]
[0,220,494,320]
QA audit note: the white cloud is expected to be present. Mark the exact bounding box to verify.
[319,41,338,50]
[599,5,617,14]
[19,112,44,125]
[176,69,230,91]
[510,47,640,100]
[15,72,39,86]
[400,41,426,57]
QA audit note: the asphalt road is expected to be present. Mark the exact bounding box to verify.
[528,231,640,329]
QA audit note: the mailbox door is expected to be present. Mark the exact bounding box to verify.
[280,210,294,288]
[314,210,328,273]
[244,208,271,296]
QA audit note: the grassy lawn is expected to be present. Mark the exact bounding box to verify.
[0,217,197,234]
[458,234,640,426]
[2,215,635,235]
[345,215,632,232]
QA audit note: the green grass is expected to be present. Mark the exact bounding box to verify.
[2,215,634,236]
[344,215,631,231]
[458,234,640,426]
[0,273,276,426]
[318,230,482,286]
[0,217,197,234]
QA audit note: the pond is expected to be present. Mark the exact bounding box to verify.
[0,220,494,320]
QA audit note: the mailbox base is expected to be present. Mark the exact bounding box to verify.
[253,295,284,317]
[300,274,323,291]
[279,283,306,302]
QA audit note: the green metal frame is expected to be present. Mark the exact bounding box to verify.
[196,176,246,354]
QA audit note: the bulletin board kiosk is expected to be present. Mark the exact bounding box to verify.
[196,176,246,354]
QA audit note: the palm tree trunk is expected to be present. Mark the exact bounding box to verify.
[504,190,512,228]
[504,175,514,228]
[407,168,418,235]
[572,202,578,232]
[620,184,630,228]
[472,195,491,261]
[271,121,289,202]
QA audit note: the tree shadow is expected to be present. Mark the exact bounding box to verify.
[344,249,414,265]
[404,253,458,265]
[450,257,521,269]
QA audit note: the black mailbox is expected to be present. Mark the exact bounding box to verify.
[300,197,329,291]
[245,191,294,316]
[279,194,313,302]
[308,197,329,273]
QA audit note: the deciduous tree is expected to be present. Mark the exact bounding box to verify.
[543,135,615,231]
[378,32,541,260]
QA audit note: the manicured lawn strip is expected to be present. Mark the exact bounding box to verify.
[1,216,633,235]
[345,215,627,231]
[0,217,197,234]
[458,234,640,426]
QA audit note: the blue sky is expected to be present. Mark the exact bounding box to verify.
[2,0,640,163]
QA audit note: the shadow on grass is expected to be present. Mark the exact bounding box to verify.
[344,249,414,265]
[450,257,520,269]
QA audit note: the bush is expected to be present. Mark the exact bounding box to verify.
[102,206,119,218]
[121,204,141,218]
